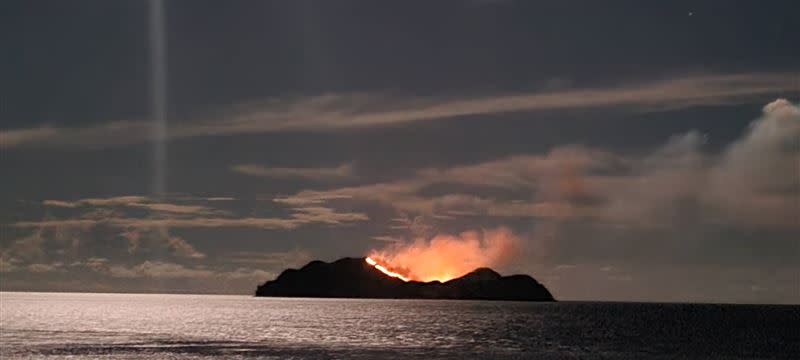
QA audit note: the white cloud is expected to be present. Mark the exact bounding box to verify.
[42,200,79,208]
[17,200,369,229]
[274,148,611,220]
[14,217,298,230]
[1,228,47,265]
[133,203,219,215]
[280,99,799,229]
[70,257,109,271]
[107,261,213,279]
[232,163,355,181]
[228,249,311,267]
[371,235,404,243]
[101,261,274,281]
[272,193,353,206]
[8,195,368,277]
[0,258,19,272]
[2,72,795,149]
[27,263,63,273]
[166,235,206,259]
[0,126,60,148]
[288,206,369,225]
[28,194,366,230]
[119,227,206,259]
[42,196,222,216]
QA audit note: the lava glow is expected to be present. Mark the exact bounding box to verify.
[365,257,411,282]
[366,227,519,283]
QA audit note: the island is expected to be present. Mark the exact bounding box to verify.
[255,257,555,301]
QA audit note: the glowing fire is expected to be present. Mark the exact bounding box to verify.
[365,257,411,282]
[366,227,519,283]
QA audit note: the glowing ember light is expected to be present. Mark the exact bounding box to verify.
[367,227,520,283]
[365,257,411,282]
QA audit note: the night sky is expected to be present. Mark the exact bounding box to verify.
[1,0,798,303]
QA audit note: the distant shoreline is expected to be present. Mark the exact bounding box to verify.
[2,291,797,306]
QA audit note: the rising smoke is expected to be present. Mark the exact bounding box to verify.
[367,227,520,282]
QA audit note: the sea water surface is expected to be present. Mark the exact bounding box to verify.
[1,292,797,359]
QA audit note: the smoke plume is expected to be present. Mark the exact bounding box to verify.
[367,227,520,282]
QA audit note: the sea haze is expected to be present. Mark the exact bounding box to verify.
[1,292,798,359]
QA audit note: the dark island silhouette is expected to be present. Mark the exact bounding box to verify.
[256,257,555,301]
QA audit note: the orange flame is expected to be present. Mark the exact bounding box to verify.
[367,227,519,283]
[365,257,411,281]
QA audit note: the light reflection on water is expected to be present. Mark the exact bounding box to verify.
[1,292,798,359]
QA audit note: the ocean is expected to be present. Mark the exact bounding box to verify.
[1,292,797,359]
